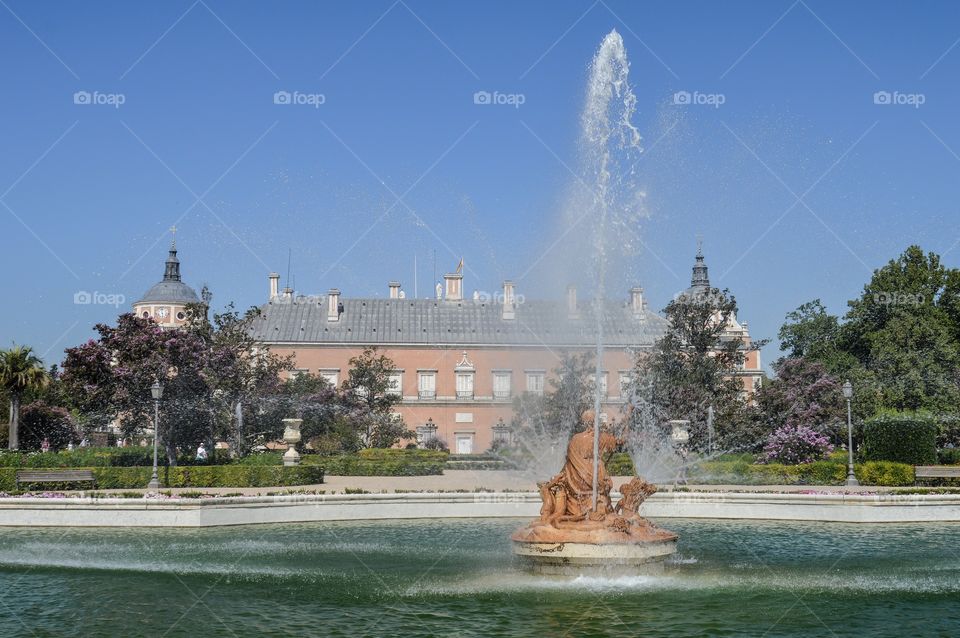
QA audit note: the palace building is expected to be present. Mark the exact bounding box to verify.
[250,248,763,454]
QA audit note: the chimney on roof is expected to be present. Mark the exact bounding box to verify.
[567,285,578,318]
[502,280,516,320]
[630,287,644,314]
[443,273,463,301]
[327,289,342,322]
[282,286,293,300]
[388,281,402,299]
[269,272,280,300]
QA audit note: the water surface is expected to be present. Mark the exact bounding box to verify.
[1,518,958,636]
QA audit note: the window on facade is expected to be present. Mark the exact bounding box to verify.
[387,371,402,396]
[493,372,512,400]
[289,368,309,380]
[589,372,608,397]
[319,369,339,387]
[418,372,436,399]
[456,372,475,399]
[525,371,545,395]
[618,372,632,399]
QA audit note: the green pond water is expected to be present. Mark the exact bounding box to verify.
[0,518,958,637]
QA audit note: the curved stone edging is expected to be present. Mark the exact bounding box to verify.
[1,491,959,527]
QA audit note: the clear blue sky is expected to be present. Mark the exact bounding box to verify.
[3,1,960,369]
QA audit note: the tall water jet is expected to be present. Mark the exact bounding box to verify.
[511,30,677,575]
[581,30,643,509]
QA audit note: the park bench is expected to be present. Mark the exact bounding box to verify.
[914,466,960,482]
[15,469,96,490]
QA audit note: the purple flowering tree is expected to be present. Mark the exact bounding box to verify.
[754,357,846,445]
[762,424,834,464]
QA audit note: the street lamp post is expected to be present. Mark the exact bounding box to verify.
[669,420,691,485]
[843,380,859,487]
[148,380,163,492]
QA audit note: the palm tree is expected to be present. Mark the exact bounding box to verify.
[0,345,48,450]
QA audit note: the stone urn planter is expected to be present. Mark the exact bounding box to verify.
[282,418,303,466]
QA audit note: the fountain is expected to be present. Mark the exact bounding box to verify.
[512,30,678,574]
[511,410,677,574]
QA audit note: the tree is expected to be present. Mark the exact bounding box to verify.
[511,352,595,438]
[0,345,49,450]
[631,288,761,452]
[778,300,850,370]
[18,402,76,451]
[245,372,351,453]
[340,347,411,448]
[61,314,211,464]
[509,351,597,473]
[183,302,291,456]
[775,246,960,418]
[753,358,845,445]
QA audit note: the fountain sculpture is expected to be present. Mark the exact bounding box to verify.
[511,412,678,574]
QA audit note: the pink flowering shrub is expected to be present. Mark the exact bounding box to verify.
[762,424,834,465]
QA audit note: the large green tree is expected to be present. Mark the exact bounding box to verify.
[183,302,291,456]
[0,345,49,450]
[61,314,212,464]
[340,347,411,448]
[631,287,762,452]
[780,246,960,415]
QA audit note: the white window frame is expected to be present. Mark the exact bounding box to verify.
[590,371,608,398]
[319,369,340,387]
[387,371,402,396]
[618,371,632,399]
[418,370,437,400]
[456,372,475,399]
[525,370,545,396]
[492,371,512,400]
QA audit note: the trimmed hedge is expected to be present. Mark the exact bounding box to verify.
[237,449,448,476]
[307,455,445,476]
[693,459,914,486]
[0,447,227,468]
[0,465,324,491]
[863,412,937,465]
[607,452,636,476]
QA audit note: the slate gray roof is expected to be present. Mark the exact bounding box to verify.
[251,296,668,347]
[136,244,200,305]
[137,280,201,304]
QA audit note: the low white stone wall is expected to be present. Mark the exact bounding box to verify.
[2,491,960,527]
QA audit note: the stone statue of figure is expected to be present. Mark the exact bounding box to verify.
[539,412,621,527]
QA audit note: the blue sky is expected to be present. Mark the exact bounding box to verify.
[2,1,960,369]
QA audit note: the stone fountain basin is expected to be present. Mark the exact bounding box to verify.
[511,522,678,575]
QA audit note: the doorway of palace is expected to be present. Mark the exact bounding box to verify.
[455,434,474,455]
